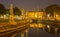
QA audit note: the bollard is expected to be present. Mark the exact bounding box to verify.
[26,29,29,37]
[48,26,50,32]
[47,25,50,32]
[43,25,45,31]
[21,32,24,37]
[55,28,58,35]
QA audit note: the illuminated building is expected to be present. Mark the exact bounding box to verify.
[26,11,46,19]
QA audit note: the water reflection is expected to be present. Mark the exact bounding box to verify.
[30,23,60,35]
[15,23,60,37]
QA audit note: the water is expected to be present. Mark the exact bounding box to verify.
[15,23,60,37]
[28,28,55,37]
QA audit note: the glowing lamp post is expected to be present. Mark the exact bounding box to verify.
[47,14,50,20]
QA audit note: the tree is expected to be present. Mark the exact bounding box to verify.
[39,9,44,12]
[45,4,60,16]
[0,4,6,15]
[13,7,21,16]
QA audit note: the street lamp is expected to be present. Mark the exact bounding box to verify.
[47,14,50,20]
[56,14,59,20]
[56,14,58,17]
[47,14,50,17]
[35,14,37,18]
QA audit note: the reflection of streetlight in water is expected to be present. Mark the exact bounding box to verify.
[47,25,50,32]
[35,14,37,18]
[47,25,50,28]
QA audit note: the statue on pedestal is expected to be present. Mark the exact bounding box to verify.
[9,4,16,25]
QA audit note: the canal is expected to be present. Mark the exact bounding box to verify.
[15,23,60,37]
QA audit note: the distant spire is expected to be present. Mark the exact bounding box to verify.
[33,7,35,11]
[21,8,24,13]
[21,8,25,15]
[37,6,39,11]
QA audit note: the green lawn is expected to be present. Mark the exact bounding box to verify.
[0,19,22,23]
[0,19,9,23]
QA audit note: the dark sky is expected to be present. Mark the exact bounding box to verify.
[0,0,60,11]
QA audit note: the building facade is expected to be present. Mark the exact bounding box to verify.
[26,11,46,19]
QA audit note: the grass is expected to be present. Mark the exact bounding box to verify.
[0,19,9,23]
[0,18,22,23]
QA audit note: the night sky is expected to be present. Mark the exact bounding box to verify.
[0,0,60,11]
